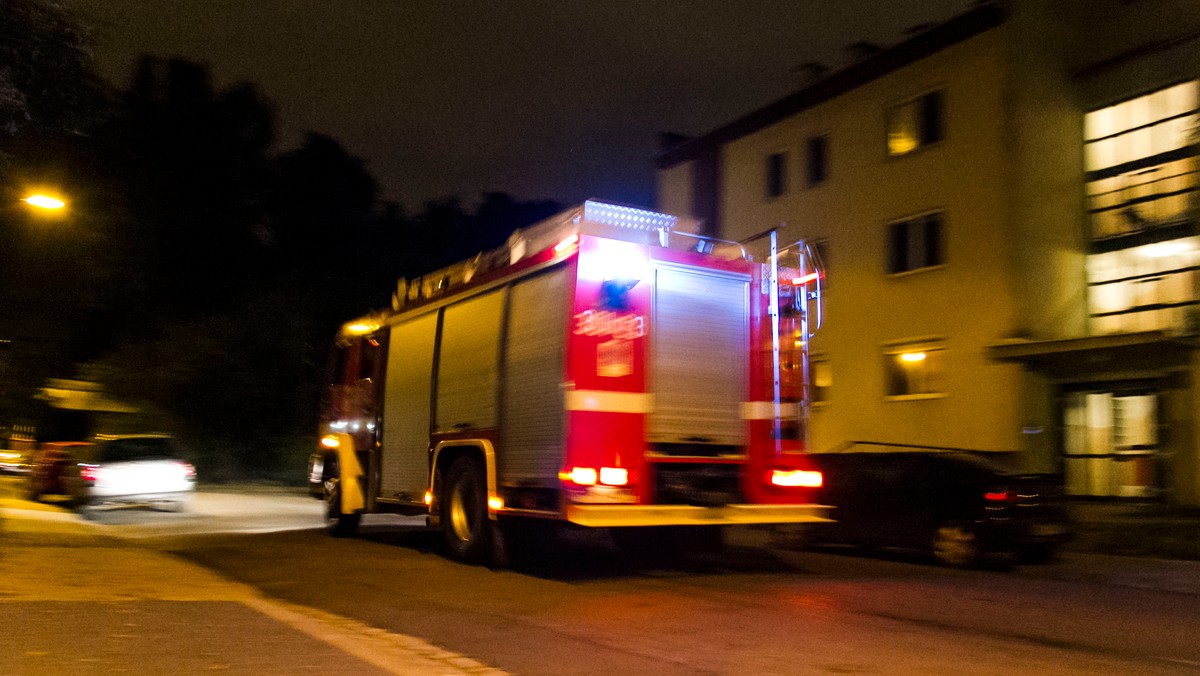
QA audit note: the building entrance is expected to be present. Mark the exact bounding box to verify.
[1062,386,1160,498]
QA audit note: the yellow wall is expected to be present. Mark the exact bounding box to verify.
[705,28,1026,454]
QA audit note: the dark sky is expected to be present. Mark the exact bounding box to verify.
[66,0,972,211]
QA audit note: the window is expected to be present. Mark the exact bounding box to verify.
[887,212,944,274]
[811,239,830,290]
[884,344,945,398]
[1084,81,1198,240]
[886,90,944,156]
[810,356,831,404]
[1087,236,1200,334]
[765,151,788,198]
[806,135,829,185]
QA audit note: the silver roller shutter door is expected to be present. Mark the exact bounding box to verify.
[649,266,748,446]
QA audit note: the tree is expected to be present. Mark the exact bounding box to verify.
[0,0,105,148]
[0,0,108,435]
[104,57,276,317]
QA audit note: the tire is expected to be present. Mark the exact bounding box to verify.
[932,521,981,568]
[324,478,361,537]
[440,457,492,563]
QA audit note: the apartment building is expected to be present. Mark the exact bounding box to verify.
[656,0,1200,505]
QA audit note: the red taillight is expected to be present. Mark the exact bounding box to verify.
[80,464,100,482]
[179,461,196,480]
[984,490,1012,502]
[770,469,823,488]
[559,466,629,487]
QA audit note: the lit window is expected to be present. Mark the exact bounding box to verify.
[810,356,831,404]
[1084,81,1199,240]
[885,345,945,398]
[886,91,944,156]
[806,135,829,186]
[1087,236,1200,334]
[887,212,944,275]
[765,151,788,198]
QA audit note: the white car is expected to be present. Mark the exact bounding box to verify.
[61,435,196,512]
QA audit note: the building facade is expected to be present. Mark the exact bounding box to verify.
[656,0,1200,505]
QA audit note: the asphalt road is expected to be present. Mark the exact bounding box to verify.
[4,481,1200,675]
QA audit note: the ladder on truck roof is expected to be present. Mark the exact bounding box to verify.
[388,200,746,312]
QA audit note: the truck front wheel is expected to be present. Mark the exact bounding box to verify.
[324,478,361,537]
[441,456,491,563]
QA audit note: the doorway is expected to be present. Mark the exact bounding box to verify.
[1062,386,1160,498]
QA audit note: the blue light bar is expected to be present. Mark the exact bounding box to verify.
[583,201,676,233]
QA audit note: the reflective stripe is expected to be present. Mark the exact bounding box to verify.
[565,390,653,414]
[566,503,832,527]
[740,401,801,420]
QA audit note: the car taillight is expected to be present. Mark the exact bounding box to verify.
[80,464,101,482]
[178,461,196,480]
[984,489,1013,503]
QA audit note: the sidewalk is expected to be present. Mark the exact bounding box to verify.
[0,504,505,676]
[1064,501,1200,562]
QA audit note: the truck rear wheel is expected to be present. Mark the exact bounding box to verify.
[441,456,491,563]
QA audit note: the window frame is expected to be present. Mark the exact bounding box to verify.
[764,150,789,199]
[806,134,830,186]
[886,211,946,276]
[882,340,947,401]
[885,89,945,158]
[809,353,832,406]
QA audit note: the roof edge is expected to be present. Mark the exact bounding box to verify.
[657,2,1008,169]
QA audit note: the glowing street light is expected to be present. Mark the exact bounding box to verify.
[22,194,67,211]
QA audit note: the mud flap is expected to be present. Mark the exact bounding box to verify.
[332,433,365,513]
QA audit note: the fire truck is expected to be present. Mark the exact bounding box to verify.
[315,200,828,563]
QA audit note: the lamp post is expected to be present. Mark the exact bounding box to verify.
[2,188,74,439]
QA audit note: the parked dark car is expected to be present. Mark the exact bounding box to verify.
[807,451,1072,567]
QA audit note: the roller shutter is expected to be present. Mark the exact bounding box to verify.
[649,265,748,446]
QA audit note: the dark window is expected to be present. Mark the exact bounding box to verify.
[920,91,944,145]
[887,90,945,156]
[806,135,829,185]
[808,239,830,290]
[887,212,944,274]
[765,151,788,198]
[99,438,181,462]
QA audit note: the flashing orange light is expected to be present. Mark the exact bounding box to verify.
[320,435,340,449]
[791,272,820,286]
[554,234,580,253]
[488,495,504,511]
[900,352,926,363]
[599,467,629,486]
[770,469,823,488]
[424,491,433,506]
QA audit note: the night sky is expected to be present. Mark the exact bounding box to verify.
[65,0,972,211]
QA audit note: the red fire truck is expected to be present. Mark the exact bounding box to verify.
[315,200,828,563]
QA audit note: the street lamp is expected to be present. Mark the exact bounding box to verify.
[21,193,67,211]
